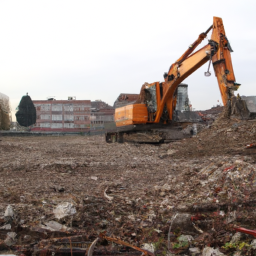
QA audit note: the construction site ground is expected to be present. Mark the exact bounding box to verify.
[1,115,256,255]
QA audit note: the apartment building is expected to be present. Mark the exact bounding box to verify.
[31,98,91,132]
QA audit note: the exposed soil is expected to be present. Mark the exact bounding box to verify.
[0,115,256,255]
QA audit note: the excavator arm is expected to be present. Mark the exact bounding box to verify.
[154,16,239,122]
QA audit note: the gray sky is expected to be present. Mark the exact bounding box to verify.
[0,0,255,120]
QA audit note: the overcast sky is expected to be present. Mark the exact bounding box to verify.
[0,0,255,120]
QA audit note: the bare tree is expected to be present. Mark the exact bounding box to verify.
[0,92,11,130]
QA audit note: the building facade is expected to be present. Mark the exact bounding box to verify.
[90,100,115,129]
[31,99,91,132]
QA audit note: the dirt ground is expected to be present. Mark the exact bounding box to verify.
[0,115,256,255]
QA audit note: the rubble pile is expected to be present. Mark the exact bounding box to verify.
[0,115,256,255]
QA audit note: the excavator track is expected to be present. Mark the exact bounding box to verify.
[105,123,194,144]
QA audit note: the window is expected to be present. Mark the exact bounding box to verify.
[41,104,51,111]
[64,115,74,121]
[40,123,51,128]
[64,123,74,128]
[41,115,51,120]
[52,115,62,121]
[52,104,62,111]
[64,104,73,111]
[51,123,62,129]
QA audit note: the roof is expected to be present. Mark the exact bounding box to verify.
[91,100,114,110]
[114,93,139,108]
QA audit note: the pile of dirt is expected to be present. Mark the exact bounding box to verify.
[0,113,256,255]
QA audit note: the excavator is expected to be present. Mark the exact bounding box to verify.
[106,17,241,143]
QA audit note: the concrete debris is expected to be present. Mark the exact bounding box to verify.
[230,232,242,244]
[0,224,11,230]
[53,202,76,219]
[189,247,201,256]
[4,205,14,220]
[0,109,256,255]
[141,243,155,253]
[251,239,256,249]
[177,235,194,243]
[42,220,68,231]
[202,247,226,256]
[4,232,17,246]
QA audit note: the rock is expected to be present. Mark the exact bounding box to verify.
[167,149,177,155]
[131,163,136,168]
[161,184,171,191]
[53,185,65,192]
[23,235,32,242]
[159,192,166,197]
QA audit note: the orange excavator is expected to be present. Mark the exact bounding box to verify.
[106,17,240,143]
